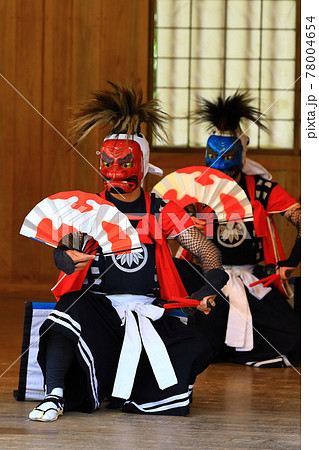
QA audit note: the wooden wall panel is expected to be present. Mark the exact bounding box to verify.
[70,0,104,196]
[0,0,300,293]
[0,0,44,286]
[36,0,74,282]
[0,0,151,293]
[41,0,73,196]
[100,0,150,89]
[0,0,16,284]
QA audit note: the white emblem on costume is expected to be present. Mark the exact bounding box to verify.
[111,243,148,272]
[217,221,247,248]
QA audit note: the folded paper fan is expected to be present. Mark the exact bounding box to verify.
[152,166,253,223]
[20,190,142,255]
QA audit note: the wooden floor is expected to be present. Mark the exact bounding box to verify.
[0,293,301,449]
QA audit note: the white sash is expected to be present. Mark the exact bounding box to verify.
[222,266,271,351]
[108,295,177,399]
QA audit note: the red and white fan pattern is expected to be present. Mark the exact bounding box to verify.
[20,190,142,255]
[152,166,253,223]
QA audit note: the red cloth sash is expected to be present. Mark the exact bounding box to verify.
[245,175,298,297]
[245,175,286,266]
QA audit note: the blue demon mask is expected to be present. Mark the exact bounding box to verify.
[205,133,247,179]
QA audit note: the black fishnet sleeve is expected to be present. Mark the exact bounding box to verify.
[175,227,229,297]
[278,204,301,267]
[283,203,301,238]
[175,227,222,274]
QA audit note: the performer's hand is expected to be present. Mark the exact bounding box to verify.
[196,295,217,315]
[276,265,295,282]
[190,216,206,233]
[66,250,95,272]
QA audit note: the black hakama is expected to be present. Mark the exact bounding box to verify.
[37,291,212,416]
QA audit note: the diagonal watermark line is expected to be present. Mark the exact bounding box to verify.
[0,73,101,179]
[0,72,126,199]
[179,254,301,376]
[0,260,117,380]
[172,80,302,366]
[178,76,302,201]
[0,249,300,380]
[0,73,301,378]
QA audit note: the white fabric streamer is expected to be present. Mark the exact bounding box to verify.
[110,296,177,399]
[222,265,272,351]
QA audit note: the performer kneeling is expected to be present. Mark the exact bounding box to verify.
[28,82,229,422]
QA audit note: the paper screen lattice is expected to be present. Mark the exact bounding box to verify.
[20,191,142,255]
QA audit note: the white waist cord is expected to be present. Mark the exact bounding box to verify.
[112,302,177,400]
[222,266,271,351]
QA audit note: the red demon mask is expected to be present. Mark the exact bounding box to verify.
[100,139,144,193]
